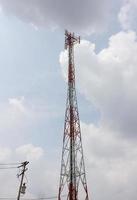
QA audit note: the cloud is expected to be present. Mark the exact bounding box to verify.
[9,96,26,113]
[0,0,113,34]
[16,144,44,161]
[60,31,137,138]
[0,96,34,146]
[118,0,137,30]
[0,147,11,161]
[81,123,137,200]
[0,97,27,145]
[0,94,62,148]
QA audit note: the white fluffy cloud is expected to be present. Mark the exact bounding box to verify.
[81,123,137,200]
[0,0,113,34]
[0,147,11,161]
[9,96,26,113]
[118,0,137,30]
[60,30,137,137]
[16,144,44,161]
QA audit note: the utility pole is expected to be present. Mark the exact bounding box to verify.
[17,161,29,200]
[58,31,89,200]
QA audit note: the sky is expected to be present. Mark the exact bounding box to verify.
[0,0,137,199]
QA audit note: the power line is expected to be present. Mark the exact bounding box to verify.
[23,197,59,200]
[0,163,21,166]
[0,162,25,170]
[0,198,16,199]
[0,195,67,200]
[0,167,19,170]
[0,162,27,170]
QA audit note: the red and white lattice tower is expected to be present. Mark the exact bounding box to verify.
[58,30,89,200]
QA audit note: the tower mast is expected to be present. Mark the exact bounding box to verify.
[58,30,89,200]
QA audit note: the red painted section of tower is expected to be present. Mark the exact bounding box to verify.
[58,30,89,200]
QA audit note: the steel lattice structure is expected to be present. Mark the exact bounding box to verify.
[58,31,89,200]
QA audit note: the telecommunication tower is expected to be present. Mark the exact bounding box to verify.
[58,31,89,200]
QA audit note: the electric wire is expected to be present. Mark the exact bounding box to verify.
[0,195,67,200]
[0,163,21,165]
[0,167,19,170]
[0,162,25,170]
